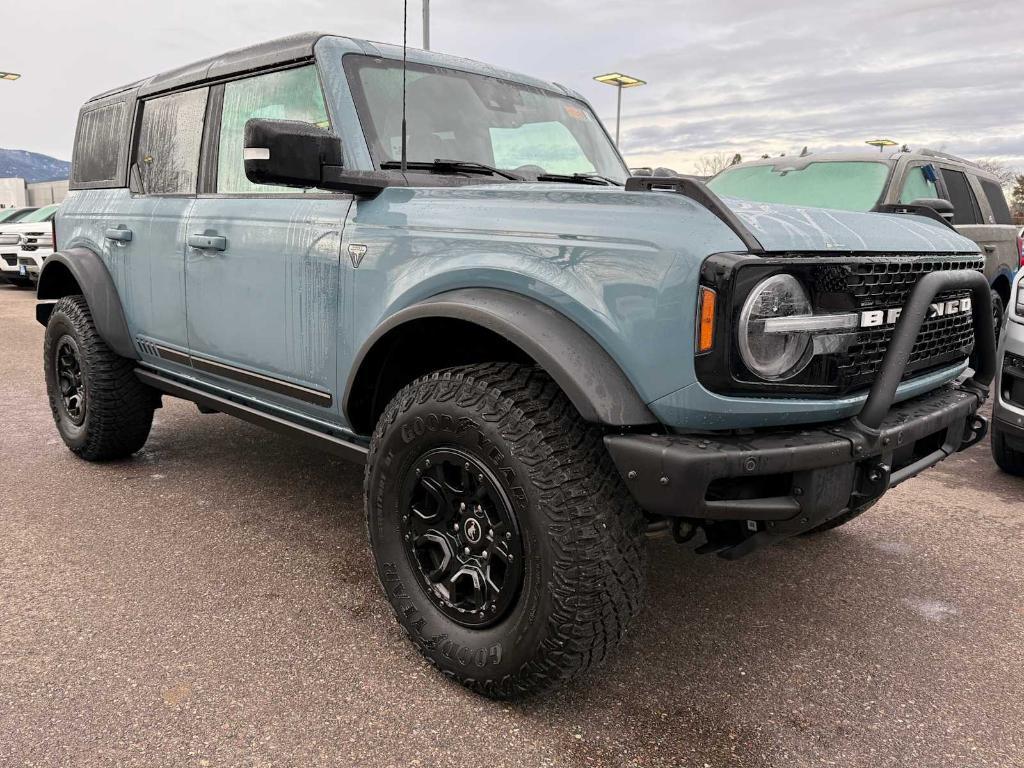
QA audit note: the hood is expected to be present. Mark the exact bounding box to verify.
[723,197,979,254]
[0,221,53,235]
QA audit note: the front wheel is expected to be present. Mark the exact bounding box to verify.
[992,426,1024,476]
[364,363,647,698]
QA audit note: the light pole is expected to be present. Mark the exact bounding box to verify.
[1,72,21,82]
[422,0,430,50]
[594,72,646,147]
[866,138,897,154]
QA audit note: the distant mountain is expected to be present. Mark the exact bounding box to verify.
[0,148,71,182]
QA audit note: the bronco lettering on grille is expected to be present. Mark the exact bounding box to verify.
[859,297,972,329]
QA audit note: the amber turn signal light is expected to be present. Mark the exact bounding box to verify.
[697,286,716,353]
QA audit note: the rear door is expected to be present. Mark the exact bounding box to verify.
[971,175,1018,283]
[184,64,351,424]
[121,87,209,355]
[938,166,998,276]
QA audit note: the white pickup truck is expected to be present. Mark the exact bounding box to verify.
[0,203,58,287]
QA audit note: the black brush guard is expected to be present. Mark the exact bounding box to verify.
[605,270,996,558]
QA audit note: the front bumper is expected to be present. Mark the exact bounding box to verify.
[993,318,1024,446]
[607,268,997,557]
[607,384,985,519]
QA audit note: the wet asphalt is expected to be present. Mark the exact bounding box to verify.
[1,283,1022,768]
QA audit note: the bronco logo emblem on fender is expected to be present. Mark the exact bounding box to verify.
[859,297,972,328]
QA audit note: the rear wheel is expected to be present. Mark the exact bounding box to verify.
[44,295,156,461]
[365,363,647,698]
[991,426,1024,476]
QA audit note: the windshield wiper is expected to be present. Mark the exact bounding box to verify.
[380,159,523,181]
[534,173,622,187]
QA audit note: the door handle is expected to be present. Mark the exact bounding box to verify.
[104,227,133,242]
[982,244,995,253]
[187,233,227,251]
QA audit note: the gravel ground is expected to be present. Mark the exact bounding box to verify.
[1,283,1022,768]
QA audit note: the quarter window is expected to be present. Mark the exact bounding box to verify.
[940,169,982,225]
[978,178,1012,225]
[72,102,127,186]
[135,88,208,195]
[216,65,330,194]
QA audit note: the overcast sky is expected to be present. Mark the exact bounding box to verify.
[2,0,1022,174]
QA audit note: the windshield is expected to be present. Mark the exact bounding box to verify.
[707,161,891,212]
[19,205,59,223]
[344,55,628,183]
[0,208,38,223]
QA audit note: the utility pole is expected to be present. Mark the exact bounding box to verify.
[422,0,430,50]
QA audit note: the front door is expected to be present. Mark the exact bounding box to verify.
[184,65,352,423]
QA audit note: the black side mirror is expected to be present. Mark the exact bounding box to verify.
[243,118,395,197]
[909,197,955,225]
[243,119,342,189]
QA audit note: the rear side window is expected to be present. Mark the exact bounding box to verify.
[978,177,1013,225]
[135,88,208,195]
[71,102,127,187]
[216,65,329,194]
[940,168,982,225]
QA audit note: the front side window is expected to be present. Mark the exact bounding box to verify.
[135,88,208,195]
[344,55,627,182]
[707,161,890,212]
[217,65,330,194]
[898,165,939,203]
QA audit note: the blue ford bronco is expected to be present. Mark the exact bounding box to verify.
[38,32,995,697]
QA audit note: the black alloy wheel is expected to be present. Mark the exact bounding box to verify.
[400,448,524,628]
[54,336,87,426]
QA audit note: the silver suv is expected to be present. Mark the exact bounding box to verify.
[709,149,1022,338]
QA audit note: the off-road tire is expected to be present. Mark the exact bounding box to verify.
[992,427,1024,476]
[364,363,647,698]
[801,500,879,535]
[44,295,155,461]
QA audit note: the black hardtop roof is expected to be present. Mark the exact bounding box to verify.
[86,31,329,103]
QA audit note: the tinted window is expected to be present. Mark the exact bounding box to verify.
[217,66,329,194]
[898,165,938,203]
[978,177,1013,225]
[940,169,981,225]
[71,102,127,185]
[135,88,208,195]
[707,161,889,211]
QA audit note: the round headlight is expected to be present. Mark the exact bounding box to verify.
[738,274,813,380]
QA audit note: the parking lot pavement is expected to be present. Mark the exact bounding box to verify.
[1,283,1023,768]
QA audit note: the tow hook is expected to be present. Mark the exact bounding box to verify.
[959,413,989,451]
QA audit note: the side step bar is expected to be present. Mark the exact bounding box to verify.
[136,368,368,464]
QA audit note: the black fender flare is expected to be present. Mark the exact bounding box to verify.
[344,288,656,427]
[36,248,138,360]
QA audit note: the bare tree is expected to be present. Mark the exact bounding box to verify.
[692,152,734,177]
[974,159,1017,186]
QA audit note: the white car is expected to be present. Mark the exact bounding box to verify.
[992,270,1024,475]
[0,203,59,287]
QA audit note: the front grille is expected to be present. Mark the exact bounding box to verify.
[1,254,16,266]
[826,255,983,390]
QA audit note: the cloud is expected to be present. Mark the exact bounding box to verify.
[1,0,1021,174]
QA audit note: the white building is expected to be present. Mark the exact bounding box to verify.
[0,177,68,209]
